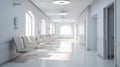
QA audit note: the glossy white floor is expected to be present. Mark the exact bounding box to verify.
[2,39,114,67]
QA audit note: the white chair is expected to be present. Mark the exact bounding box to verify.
[13,37,27,53]
[29,36,38,44]
[29,36,43,48]
[36,35,45,45]
[22,36,35,51]
[46,35,51,43]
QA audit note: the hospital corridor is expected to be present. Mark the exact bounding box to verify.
[0,0,120,67]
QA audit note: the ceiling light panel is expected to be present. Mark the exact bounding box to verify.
[53,0,71,5]
[57,13,68,15]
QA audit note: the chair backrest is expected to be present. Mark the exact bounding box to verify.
[13,37,25,53]
[29,36,36,42]
[36,36,40,41]
[22,36,35,51]
[22,36,31,47]
[29,36,38,45]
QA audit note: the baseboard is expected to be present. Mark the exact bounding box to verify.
[0,55,21,66]
[115,65,119,67]
[97,54,105,59]
[87,49,91,51]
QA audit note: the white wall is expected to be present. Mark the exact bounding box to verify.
[115,0,120,67]
[90,0,114,58]
[77,22,85,46]
[76,10,87,47]
[77,6,95,50]
[77,6,97,50]
[77,0,114,58]
[0,0,15,64]
[0,0,52,64]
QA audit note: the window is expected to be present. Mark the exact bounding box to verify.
[38,22,41,34]
[50,23,55,35]
[25,10,35,36]
[60,25,72,36]
[50,23,53,34]
[41,19,46,35]
[52,23,55,34]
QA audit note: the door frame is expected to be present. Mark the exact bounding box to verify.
[114,0,117,67]
[104,2,114,59]
[91,14,98,51]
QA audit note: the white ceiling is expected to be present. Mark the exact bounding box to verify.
[31,0,94,23]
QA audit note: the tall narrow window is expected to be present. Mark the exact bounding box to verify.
[25,10,35,36]
[50,23,53,34]
[50,23,55,35]
[53,23,55,34]
[41,19,46,35]
[60,25,72,36]
[38,22,41,34]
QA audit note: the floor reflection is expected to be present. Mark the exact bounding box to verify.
[2,39,114,67]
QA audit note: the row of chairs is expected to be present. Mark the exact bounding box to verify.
[12,35,55,53]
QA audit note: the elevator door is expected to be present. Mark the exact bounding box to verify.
[107,5,114,58]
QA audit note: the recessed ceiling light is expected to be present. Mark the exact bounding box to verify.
[57,13,68,15]
[53,0,71,5]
